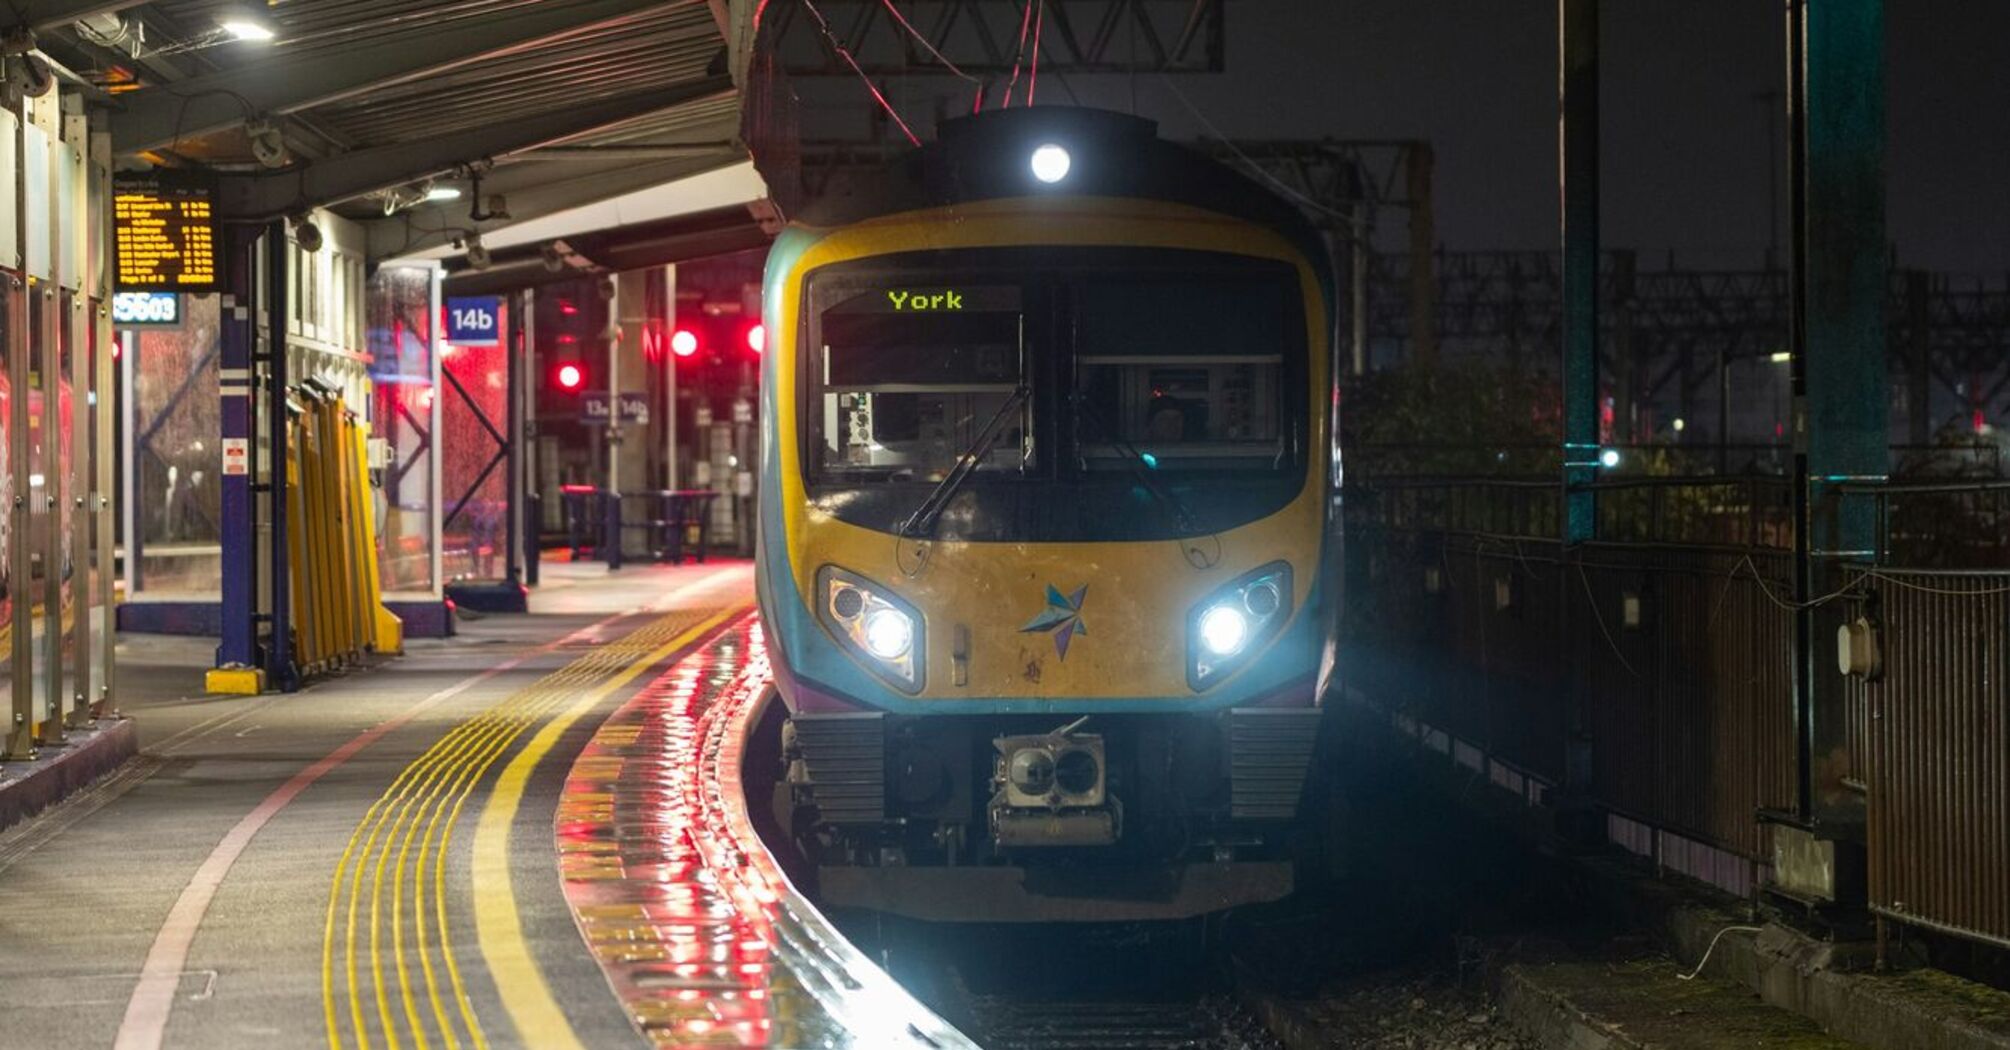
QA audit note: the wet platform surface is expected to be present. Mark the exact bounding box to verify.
[0,561,861,1049]
[557,615,970,1048]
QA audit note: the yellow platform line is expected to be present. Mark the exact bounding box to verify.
[430,609,723,1047]
[471,603,746,1050]
[325,665,604,1049]
[322,578,746,1050]
[403,692,577,1048]
[327,664,599,1050]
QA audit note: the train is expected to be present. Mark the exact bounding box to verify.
[756,106,1340,922]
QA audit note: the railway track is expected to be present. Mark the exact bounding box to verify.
[955,992,1282,1050]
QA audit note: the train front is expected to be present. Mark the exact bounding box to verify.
[757,108,1338,922]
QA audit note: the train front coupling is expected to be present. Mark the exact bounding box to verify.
[989,719,1120,847]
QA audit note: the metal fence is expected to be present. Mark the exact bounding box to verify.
[1346,473,2010,946]
[1853,568,2010,950]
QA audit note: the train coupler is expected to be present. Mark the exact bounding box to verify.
[990,720,1121,847]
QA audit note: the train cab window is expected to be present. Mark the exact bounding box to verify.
[812,285,1031,483]
[1073,273,1296,474]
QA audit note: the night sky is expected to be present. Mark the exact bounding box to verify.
[861,1,2010,273]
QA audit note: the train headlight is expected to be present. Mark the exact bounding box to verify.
[1198,606,1249,657]
[1187,561,1293,691]
[818,566,925,693]
[1030,143,1071,184]
[863,607,914,660]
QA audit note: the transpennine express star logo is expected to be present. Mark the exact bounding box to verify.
[1020,584,1088,660]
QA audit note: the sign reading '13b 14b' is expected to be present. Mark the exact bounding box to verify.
[112,174,221,292]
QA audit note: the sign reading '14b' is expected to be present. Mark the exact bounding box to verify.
[445,296,503,344]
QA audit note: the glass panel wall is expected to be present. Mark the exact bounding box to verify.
[441,299,508,581]
[367,266,439,595]
[125,295,222,598]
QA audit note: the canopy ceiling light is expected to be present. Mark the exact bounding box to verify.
[217,8,277,42]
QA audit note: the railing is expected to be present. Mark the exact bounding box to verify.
[557,486,721,569]
[1347,473,1793,549]
[1346,441,2008,483]
[1345,470,2010,949]
[1849,568,2010,950]
[1833,478,2010,568]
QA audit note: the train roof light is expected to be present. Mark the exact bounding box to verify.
[1030,143,1071,184]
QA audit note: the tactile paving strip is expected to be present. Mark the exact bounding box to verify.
[556,615,972,1049]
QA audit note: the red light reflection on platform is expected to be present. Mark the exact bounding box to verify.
[556,616,800,1047]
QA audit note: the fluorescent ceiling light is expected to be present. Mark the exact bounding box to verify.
[218,10,275,41]
[425,186,464,202]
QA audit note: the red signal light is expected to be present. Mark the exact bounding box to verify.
[555,363,584,391]
[746,324,765,354]
[671,329,699,358]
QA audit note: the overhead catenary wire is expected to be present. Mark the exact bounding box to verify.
[800,0,921,146]
[1000,0,1036,107]
[877,0,981,83]
[1155,73,1365,229]
[1027,0,1045,105]
[874,0,986,114]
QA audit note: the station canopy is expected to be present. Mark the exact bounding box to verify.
[34,0,773,272]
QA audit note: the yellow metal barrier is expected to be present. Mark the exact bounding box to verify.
[283,385,402,681]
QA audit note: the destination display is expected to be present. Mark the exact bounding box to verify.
[113,177,220,291]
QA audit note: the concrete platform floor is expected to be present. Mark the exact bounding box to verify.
[0,560,754,1050]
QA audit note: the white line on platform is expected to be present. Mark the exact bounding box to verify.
[113,568,747,1050]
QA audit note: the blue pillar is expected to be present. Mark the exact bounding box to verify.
[208,227,264,694]
[1557,0,1602,818]
[1803,0,1888,549]
[1791,0,1886,831]
[1559,0,1601,546]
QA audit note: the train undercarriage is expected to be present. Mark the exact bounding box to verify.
[777,707,1323,922]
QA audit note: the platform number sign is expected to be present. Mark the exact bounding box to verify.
[445,296,502,344]
[112,291,181,326]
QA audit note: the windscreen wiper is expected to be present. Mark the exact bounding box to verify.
[1069,393,1205,536]
[898,385,1031,539]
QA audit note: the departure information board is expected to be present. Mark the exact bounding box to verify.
[113,177,220,291]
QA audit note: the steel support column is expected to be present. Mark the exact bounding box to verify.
[1406,144,1437,368]
[1559,0,1600,541]
[210,227,265,693]
[265,223,297,692]
[506,291,524,591]
[4,107,30,758]
[90,128,116,719]
[1792,0,1886,833]
[520,289,540,588]
[1557,0,1601,818]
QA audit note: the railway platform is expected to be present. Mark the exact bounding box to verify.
[0,561,958,1049]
